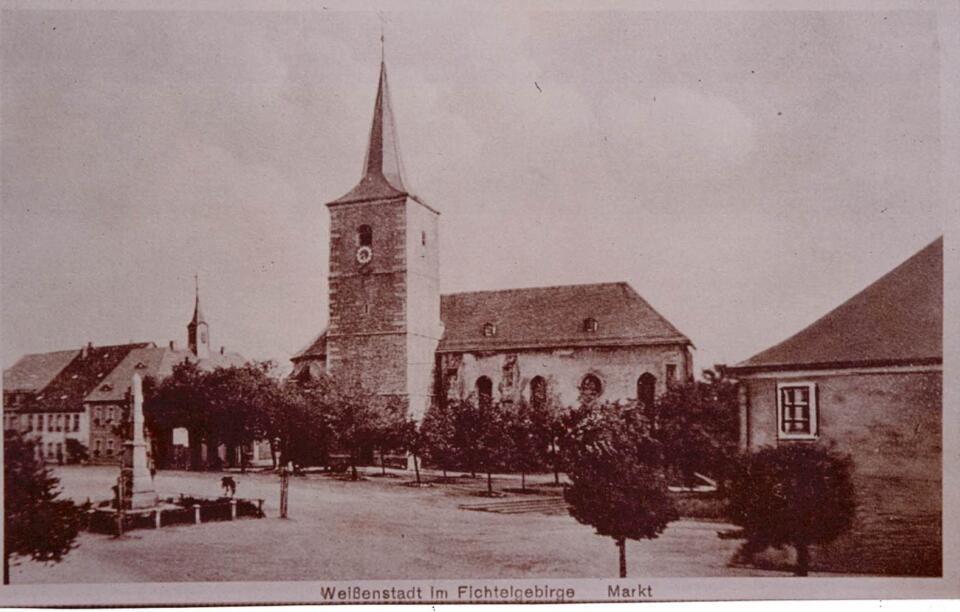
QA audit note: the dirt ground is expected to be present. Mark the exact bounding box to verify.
[11,466,798,583]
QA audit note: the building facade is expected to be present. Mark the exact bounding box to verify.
[3,284,246,465]
[6,341,152,463]
[3,348,79,432]
[292,57,693,414]
[726,237,943,576]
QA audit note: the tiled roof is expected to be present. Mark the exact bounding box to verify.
[3,349,79,393]
[84,345,248,403]
[437,282,690,353]
[194,349,247,371]
[28,343,153,413]
[732,236,943,372]
[84,347,168,403]
[291,331,327,362]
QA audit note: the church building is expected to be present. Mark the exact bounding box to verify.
[291,56,693,417]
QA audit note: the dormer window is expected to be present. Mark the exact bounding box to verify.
[583,317,599,332]
[482,322,497,337]
[135,362,147,369]
[100,383,113,392]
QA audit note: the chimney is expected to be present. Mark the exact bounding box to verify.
[81,342,92,359]
[220,346,225,355]
[169,340,175,350]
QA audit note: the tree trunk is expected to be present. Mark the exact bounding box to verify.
[617,537,627,578]
[351,450,359,481]
[4,552,10,585]
[189,433,202,471]
[380,448,387,476]
[795,543,810,577]
[413,453,421,485]
[521,471,526,492]
[554,465,560,486]
[487,470,493,494]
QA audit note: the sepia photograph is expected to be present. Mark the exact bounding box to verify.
[0,0,956,605]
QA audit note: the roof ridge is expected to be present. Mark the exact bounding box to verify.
[441,281,630,299]
[732,236,942,369]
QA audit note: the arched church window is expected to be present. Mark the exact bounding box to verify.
[357,225,373,247]
[579,374,602,403]
[637,372,656,409]
[530,376,547,409]
[476,376,493,409]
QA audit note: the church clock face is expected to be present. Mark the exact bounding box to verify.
[356,246,373,265]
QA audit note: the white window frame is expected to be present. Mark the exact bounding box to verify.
[776,381,818,440]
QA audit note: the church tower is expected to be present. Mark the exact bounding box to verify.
[324,54,442,421]
[187,276,210,359]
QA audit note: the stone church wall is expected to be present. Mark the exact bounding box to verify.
[439,343,690,408]
[404,200,442,422]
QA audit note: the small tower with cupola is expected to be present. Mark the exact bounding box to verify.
[187,275,210,360]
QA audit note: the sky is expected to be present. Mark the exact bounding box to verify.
[0,5,947,374]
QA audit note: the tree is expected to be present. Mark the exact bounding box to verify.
[268,379,332,470]
[475,400,512,495]
[451,398,484,478]
[562,401,677,578]
[420,399,459,479]
[64,438,89,464]
[649,367,740,488]
[145,360,212,470]
[724,444,856,576]
[396,417,424,485]
[203,362,279,469]
[506,398,551,491]
[146,360,284,471]
[4,432,84,584]
[373,396,408,476]
[320,375,387,481]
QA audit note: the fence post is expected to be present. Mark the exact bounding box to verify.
[279,466,289,519]
[154,509,162,529]
[193,504,201,525]
[230,499,237,520]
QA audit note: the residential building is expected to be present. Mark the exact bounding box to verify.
[16,342,152,463]
[725,237,943,576]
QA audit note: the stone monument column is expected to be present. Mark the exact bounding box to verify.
[123,373,158,509]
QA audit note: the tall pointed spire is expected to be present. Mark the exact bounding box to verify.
[329,43,408,205]
[191,274,206,325]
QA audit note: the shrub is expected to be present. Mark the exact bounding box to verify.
[724,444,856,576]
